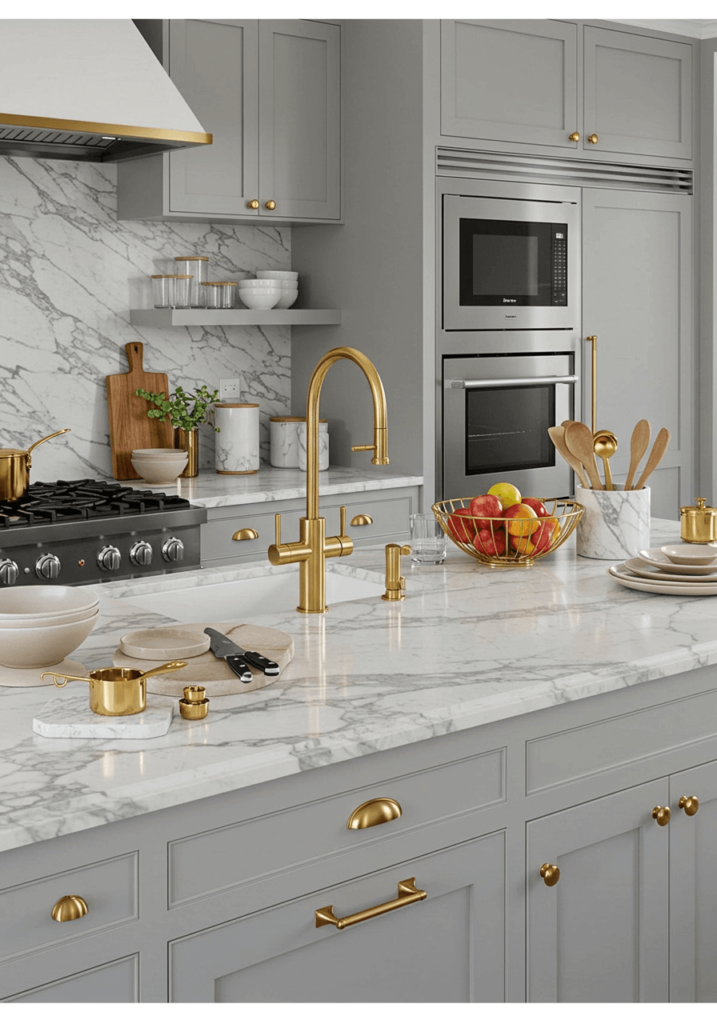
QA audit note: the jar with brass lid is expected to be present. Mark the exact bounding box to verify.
[680,497,717,544]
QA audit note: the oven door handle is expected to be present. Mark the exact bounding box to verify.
[445,375,579,389]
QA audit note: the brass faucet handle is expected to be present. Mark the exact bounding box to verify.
[351,444,376,453]
[340,505,347,537]
[274,513,281,546]
[382,543,412,601]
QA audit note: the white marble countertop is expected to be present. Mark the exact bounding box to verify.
[3,517,717,854]
[119,466,423,509]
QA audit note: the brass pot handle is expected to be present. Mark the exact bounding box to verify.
[540,863,560,887]
[315,877,426,930]
[652,805,671,826]
[51,895,88,922]
[347,797,402,830]
[679,795,699,816]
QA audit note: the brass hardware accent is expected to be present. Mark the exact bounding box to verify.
[679,795,700,816]
[267,348,388,613]
[540,863,560,887]
[315,877,426,930]
[568,131,581,141]
[43,661,186,716]
[680,498,717,544]
[593,430,618,491]
[179,685,209,720]
[652,805,671,826]
[175,427,198,478]
[347,797,403,830]
[264,200,277,210]
[586,335,597,436]
[382,543,411,601]
[588,133,599,144]
[0,112,212,148]
[0,429,71,502]
[350,514,373,527]
[51,895,88,922]
[232,528,259,542]
[247,199,260,209]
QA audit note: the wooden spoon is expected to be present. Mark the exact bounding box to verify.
[624,419,651,491]
[633,427,671,491]
[548,426,590,490]
[564,421,604,490]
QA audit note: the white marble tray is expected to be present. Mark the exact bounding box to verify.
[33,691,176,739]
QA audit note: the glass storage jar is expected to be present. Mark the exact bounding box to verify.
[151,274,176,308]
[173,274,193,309]
[174,256,208,307]
[201,281,238,309]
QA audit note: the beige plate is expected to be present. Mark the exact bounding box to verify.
[119,627,211,660]
[637,548,717,576]
[113,622,294,696]
[0,657,86,688]
[608,564,717,596]
[624,558,717,584]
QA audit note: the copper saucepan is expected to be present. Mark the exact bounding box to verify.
[42,660,187,716]
[0,429,71,501]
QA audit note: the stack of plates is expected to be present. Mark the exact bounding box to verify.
[608,545,717,595]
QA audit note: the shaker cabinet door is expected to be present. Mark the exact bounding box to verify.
[169,832,505,1002]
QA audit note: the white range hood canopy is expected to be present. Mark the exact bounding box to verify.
[0,20,212,162]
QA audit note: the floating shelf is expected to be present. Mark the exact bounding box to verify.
[129,308,341,328]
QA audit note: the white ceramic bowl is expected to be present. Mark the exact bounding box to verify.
[131,449,188,486]
[0,611,99,668]
[0,608,99,631]
[255,271,298,281]
[239,293,281,310]
[0,585,99,621]
[238,279,283,289]
[131,448,184,458]
[275,289,299,309]
[661,543,717,565]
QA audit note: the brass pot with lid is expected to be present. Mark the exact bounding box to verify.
[0,429,71,502]
[680,497,717,544]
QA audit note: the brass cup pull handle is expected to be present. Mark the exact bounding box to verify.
[350,514,373,527]
[652,805,671,826]
[347,797,402,830]
[315,877,426,930]
[247,199,260,209]
[51,895,88,922]
[679,795,700,816]
[540,863,560,887]
[568,131,580,141]
[264,200,277,210]
[587,133,599,144]
[232,528,259,541]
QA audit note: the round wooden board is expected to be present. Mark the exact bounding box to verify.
[112,622,294,696]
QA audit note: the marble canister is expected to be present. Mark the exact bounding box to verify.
[214,403,260,475]
[270,416,303,468]
[299,420,329,472]
[575,484,651,559]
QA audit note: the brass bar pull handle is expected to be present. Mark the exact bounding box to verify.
[652,805,671,826]
[315,877,426,930]
[232,528,259,542]
[679,795,700,816]
[51,895,88,922]
[586,335,597,436]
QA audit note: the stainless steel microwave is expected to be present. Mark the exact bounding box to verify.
[442,180,581,332]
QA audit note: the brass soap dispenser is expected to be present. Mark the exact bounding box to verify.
[680,497,717,544]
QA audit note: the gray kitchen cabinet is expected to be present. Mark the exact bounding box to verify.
[581,187,693,517]
[118,19,341,224]
[4,955,139,1003]
[440,20,693,163]
[169,832,505,1002]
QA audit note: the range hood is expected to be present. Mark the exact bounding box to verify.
[0,20,212,162]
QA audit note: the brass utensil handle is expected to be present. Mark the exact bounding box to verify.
[51,895,88,922]
[315,877,426,930]
[43,671,92,687]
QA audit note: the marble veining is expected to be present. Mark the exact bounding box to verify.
[3,517,717,853]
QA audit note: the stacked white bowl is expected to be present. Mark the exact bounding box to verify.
[256,270,299,309]
[0,585,100,668]
[131,448,188,486]
[238,278,283,310]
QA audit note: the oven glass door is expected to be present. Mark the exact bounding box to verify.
[442,354,576,499]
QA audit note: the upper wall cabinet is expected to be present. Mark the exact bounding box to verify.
[118,19,341,224]
[440,20,693,162]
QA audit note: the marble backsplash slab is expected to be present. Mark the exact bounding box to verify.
[0,157,292,479]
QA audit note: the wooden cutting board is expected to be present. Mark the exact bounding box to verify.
[106,341,173,480]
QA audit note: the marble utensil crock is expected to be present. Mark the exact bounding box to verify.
[576,484,651,559]
[214,403,260,474]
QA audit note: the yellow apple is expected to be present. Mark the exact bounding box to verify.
[487,481,521,510]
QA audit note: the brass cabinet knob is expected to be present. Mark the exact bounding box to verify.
[540,863,560,887]
[247,199,260,209]
[678,795,700,816]
[587,133,599,144]
[264,200,277,210]
[652,805,671,826]
[347,797,402,830]
[568,131,580,141]
[350,514,373,527]
[232,528,259,542]
[51,895,88,922]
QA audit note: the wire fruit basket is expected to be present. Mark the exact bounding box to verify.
[432,497,584,568]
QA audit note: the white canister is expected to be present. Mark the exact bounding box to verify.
[214,403,260,475]
[299,420,329,472]
[575,484,651,559]
[270,417,303,468]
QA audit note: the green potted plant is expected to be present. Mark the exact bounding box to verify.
[135,384,219,478]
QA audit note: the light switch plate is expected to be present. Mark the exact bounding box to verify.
[219,377,242,402]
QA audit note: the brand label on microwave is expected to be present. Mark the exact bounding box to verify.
[502,298,517,303]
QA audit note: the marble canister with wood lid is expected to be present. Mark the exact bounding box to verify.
[214,403,260,474]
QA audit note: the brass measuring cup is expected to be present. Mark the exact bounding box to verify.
[41,660,187,716]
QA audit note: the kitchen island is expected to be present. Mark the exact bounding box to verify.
[2,517,717,1002]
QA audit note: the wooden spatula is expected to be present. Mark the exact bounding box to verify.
[564,421,604,490]
[633,427,670,491]
[624,419,651,491]
[548,426,590,490]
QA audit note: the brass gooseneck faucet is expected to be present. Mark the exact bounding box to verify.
[267,347,389,613]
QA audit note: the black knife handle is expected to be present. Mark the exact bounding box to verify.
[242,650,280,676]
[226,654,253,683]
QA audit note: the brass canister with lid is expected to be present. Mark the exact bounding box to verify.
[680,497,717,544]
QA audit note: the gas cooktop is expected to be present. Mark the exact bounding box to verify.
[0,479,207,587]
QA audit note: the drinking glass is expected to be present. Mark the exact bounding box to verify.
[409,513,446,564]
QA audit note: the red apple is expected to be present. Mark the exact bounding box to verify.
[468,493,503,529]
[474,527,506,557]
[447,507,474,545]
[531,518,556,552]
[521,496,549,518]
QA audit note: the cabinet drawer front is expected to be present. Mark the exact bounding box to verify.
[0,852,138,963]
[169,747,505,906]
[4,954,139,1003]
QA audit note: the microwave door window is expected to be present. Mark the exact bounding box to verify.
[458,218,564,306]
[473,234,539,298]
[465,385,556,476]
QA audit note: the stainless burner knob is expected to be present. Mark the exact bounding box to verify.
[97,545,121,572]
[0,559,19,586]
[36,554,61,580]
[162,537,185,562]
[129,541,153,566]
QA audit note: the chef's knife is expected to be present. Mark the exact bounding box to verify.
[204,628,280,678]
